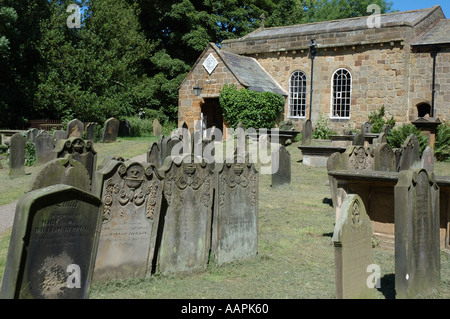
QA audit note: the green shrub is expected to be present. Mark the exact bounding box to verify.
[219,84,285,129]
[434,122,450,162]
[368,105,396,133]
[312,115,338,139]
[25,140,36,166]
[386,124,428,156]
[141,108,170,125]
[125,116,154,137]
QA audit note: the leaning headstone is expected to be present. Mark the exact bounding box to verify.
[153,118,162,137]
[102,118,120,143]
[34,130,55,165]
[271,144,291,188]
[29,155,91,192]
[332,194,373,299]
[156,154,214,275]
[9,133,25,178]
[394,168,440,299]
[352,132,365,146]
[0,184,103,299]
[85,123,98,141]
[373,143,396,172]
[398,134,420,171]
[67,119,84,138]
[91,160,163,282]
[420,146,434,174]
[301,119,312,146]
[211,159,259,265]
[52,137,97,182]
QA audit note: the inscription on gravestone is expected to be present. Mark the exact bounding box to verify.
[0,185,103,299]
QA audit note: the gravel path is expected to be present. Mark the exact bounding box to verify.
[0,153,147,235]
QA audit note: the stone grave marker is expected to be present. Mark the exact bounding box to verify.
[420,146,434,174]
[9,133,25,178]
[362,122,372,134]
[373,142,396,172]
[52,137,97,182]
[271,144,291,188]
[53,130,67,142]
[118,119,130,137]
[327,152,346,210]
[352,132,365,146]
[211,159,258,265]
[153,118,162,137]
[34,130,55,165]
[395,168,440,299]
[102,117,120,143]
[147,141,163,167]
[345,146,373,171]
[67,119,84,138]
[156,154,214,275]
[332,194,373,299]
[398,134,420,171]
[301,119,312,146]
[29,155,91,192]
[0,184,103,299]
[91,160,163,282]
[85,123,98,141]
[26,128,39,143]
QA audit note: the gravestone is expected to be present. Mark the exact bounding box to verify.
[9,133,25,178]
[332,194,373,299]
[118,119,130,137]
[67,119,84,138]
[271,144,291,188]
[398,134,420,171]
[29,156,91,192]
[352,132,365,146]
[362,122,372,134]
[85,123,98,141]
[0,184,103,299]
[91,160,163,282]
[212,160,259,265]
[147,141,163,167]
[394,168,440,299]
[420,146,434,174]
[156,154,214,275]
[345,146,373,171]
[34,130,55,165]
[327,152,346,209]
[301,119,312,146]
[373,143,396,172]
[153,118,162,137]
[53,130,67,142]
[52,137,97,182]
[102,118,120,143]
[26,128,39,143]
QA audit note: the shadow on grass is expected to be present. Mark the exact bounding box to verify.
[322,197,333,207]
[378,273,396,299]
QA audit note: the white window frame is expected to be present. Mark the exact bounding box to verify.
[288,70,307,118]
[330,68,352,119]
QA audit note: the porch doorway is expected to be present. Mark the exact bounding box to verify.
[201,98,224,140]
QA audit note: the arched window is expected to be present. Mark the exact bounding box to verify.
[417,103,431,117]
[289,71,307,118]
[331,68,352,118]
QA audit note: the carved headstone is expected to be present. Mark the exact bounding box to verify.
[9,133,25,177]
[373,143,396,172]
[302,119,312,146]
[271,144,291,188]
[153,118,162,137]
[92,160,163,282]
[102,118,120,143]
[332,194,373,299]
[394,169,440,299]
[34,130,55,165]
[67,119,84,138]
[420,146,434,174]
[398,134,420,171]
[344,146,373,170]
[212,160,258,265]
[0,184,103,299]
[362,122,372,134]
[147,141,163,167]
[156,154,214,275]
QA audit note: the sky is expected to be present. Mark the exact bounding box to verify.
[391,0,450,17]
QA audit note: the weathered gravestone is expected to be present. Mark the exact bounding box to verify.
[271,144,291,188]
[102,118,120,143]
[85,123,98,141]
[52,137,97,183]
[156,154,214,275]
[352,132,365,146]
[153,118,162,137]
[9,133,25,178]
[91,160,163,281]
[26,128,39,143]
[327,152,346,210]
[67,119,84,138]
[398,134,420,171]
[147,141,163,167]
[0,184,103,299]
[53,130,67,142]
[420,146,434,174]
[211,159,259,265]
[394,168,440,299]
[332,194,374,299]
[29,156,91,193]
[362,122,372,134]
[301,119,312,146]
[373,142,396,172]
[34,130,55,165]
[345,146,373,170]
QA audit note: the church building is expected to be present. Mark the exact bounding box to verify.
[178,5,449,135]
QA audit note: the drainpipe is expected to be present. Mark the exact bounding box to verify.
[430,46,439,118]
[309,40,317,120]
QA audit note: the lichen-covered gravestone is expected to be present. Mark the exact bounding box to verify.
[34,130,55,165]
[102,118,120,143]
[0,184,103,299]
[156,154,214,275]
[67,119,84,138]
[211,160,258,265]
[9,133,25,177]
[373,142,396,172]
[91,160,163,281]
[332,194,373,299]
[394,168,440,299]
[398,134,420,171]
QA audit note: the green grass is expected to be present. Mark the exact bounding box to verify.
[0,138,449,299]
